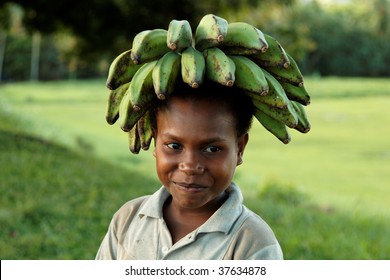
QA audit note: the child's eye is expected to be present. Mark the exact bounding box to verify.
[167,143,182,150]
[204,146,221,153]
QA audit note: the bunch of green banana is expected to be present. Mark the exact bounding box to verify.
[104,13,312,154]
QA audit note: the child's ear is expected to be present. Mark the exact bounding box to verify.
[152,135,157,158]
[237,133,249,166]
[152,129,157,158]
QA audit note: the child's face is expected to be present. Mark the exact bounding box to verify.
[153,96,248,211]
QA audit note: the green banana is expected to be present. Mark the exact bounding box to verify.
[118,88,134,131]
[260,68,290,107]
[118,87,130,122]
[229,55,268,95]
[291,101,311,133]
[137,110,153,150]
[106,82,130,125]
[220,22,268,55]
[204,47,235,87]
[253,108,291,144]
[106,50,143,90]
[128,123,141,154]
[245,68,290,109]
[167,19,193,52]
[118,60,157,132]
[263,53,304,87]
[250,33,290,69]
[280,81,311,106]
[119,90,152,132]
[252,98,298,129]
[130,29,170,64]
[128,60,158,111]
[194,14,228,51]
[152,51,181,100]
[181,46,206,88]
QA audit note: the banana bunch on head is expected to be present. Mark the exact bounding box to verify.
[105,14,311,154]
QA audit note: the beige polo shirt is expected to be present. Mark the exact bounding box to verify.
[96,183,283,260]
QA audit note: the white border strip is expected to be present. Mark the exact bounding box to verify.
[2,260,390,280]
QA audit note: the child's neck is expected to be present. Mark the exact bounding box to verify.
[163,192,228,244]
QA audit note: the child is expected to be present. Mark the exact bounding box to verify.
[96,81,283,259]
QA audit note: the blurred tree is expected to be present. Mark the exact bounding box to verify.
[0,4,76,81]
[0,3,11,81]
[2,0,389,78]
[295,0,390,76]
[195,0,296,15]
[7,0,198,59]
[374,0,390,35]
[7,0,296,57]
[1,0,298,79]
[0,3,11,30]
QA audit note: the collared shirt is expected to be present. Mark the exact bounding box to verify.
[96,182,283,260]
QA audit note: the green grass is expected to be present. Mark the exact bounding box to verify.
[247,182,390,259]
[1,77,389,259]
[237,77,390,219]
[0,108,157,259]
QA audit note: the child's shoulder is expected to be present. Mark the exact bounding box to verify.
[224,206,282,259]
[112,195,151,224]
[239,206,279,245]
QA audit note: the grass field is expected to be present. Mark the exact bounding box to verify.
[1,77,389,259]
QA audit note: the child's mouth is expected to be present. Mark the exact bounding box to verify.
[172,181,207,192]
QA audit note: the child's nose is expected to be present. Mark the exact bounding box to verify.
[178,151,205,175]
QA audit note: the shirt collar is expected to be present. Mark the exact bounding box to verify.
[197,182,243,234]
[138,182,244,234]
[138,186,170,219]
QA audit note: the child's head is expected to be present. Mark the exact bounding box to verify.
[151,81,254,210]
[151,81,255,137]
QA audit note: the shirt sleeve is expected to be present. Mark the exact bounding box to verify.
[95,196,150,260]
[95,221,118,260]
[245,244,284,260]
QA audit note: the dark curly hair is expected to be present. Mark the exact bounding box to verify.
[150,80,254,138]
